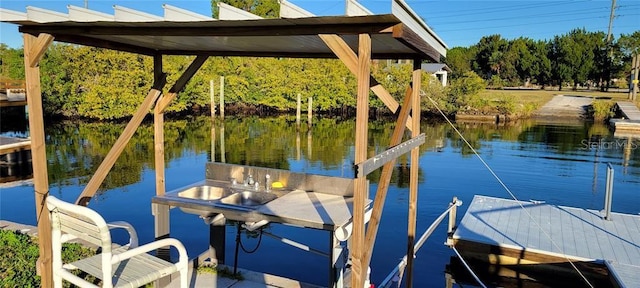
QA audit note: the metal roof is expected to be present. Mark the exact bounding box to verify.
[0,0,447,61]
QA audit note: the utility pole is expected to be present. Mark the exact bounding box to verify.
[84,0,88,9]
[605,0,616,91]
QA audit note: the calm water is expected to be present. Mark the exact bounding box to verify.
[1,115,639,287]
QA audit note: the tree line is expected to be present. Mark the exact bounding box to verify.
[444,29,639,90]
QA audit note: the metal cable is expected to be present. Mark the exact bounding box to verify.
[451,246,488,288]
[424,92,595,288]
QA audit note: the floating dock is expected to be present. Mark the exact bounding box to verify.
[610,102,640,137]
[452,195,640,288]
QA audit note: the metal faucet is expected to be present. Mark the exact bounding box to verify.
[265,174,272,192]
[246,174,255,186]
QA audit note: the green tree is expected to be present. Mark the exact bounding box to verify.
[474,35,508,79]
[211,0,279,18]
[443,46,476,79]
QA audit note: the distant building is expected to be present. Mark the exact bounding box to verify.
[421,63,451,86]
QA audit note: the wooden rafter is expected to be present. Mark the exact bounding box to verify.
[24,32,54,288]
[75,76,167,206]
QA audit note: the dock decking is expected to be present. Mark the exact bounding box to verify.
[453,195,640,288]
[610,102,640,137]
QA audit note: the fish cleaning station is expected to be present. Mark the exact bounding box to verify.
[0,0,449,287]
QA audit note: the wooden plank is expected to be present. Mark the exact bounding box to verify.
[362,86,413,266]
[24,32,54,288]
[75,75,167,206]
[350,33,370,288]
[318,34,413,129]
[156,55,208,112]
[405,59,421,288]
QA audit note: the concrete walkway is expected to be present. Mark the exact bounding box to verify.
[0,220,321,288]
[532,95,593,119]
[167,265,323,288]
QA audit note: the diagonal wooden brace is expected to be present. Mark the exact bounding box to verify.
[156,55,209,113]
[28,33,54,68]
[319,34,414,130]
[76,74,167,206]
[363,85,413,267]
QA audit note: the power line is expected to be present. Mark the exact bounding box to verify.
[436,15,609,32]
[409,0,581,19]
[431,7,609,26]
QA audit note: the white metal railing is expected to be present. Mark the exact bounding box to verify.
[378,197,462,288]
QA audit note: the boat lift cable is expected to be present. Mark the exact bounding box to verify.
[423,91,595,288]
[451,246,488,288]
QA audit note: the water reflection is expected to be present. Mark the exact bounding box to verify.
[0,115,638,287]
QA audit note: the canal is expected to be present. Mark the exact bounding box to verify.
[1,115,639,287]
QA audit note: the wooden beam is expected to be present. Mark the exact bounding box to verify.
[319,34,413,129]
[75,75,167,206]
[23,32,54,288]
[392,24,441,62]
[156,55,208,112]
[28,34,54,68]
[350,33,370,288]
[18,19,398,37]
[363,86,413,266]
[405,59,422,288]
[43,33,158,56]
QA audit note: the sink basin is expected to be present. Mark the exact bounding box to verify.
[178,185,228,201]
[220,190,278,207]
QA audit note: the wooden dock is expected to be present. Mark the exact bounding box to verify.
[452,195,640,288]
[0,136,30,156]
[610,102,640,137]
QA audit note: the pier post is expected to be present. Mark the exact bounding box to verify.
[448,196,458,234]
[604,163,614,220]
[210,79,215,118]
[308,96,313,128]
[219,76,225,119]
[296,93,301,129]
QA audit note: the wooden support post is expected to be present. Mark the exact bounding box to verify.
[76,76,167,206]
[220,76,225,119]
[630,52,640,101]
[24,32,54,288]
[405,59,422,288]
[220,125,226,163]
[363,86,413,266]
[319,34,413,130]
[296,93,302,129]
[308,96,313,128]
[351,33,371,288]
[210,79,216,118]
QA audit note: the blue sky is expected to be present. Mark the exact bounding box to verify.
[1,0,638,49]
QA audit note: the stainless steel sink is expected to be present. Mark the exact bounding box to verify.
[220,190,278,207]
[178,185,229,201]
